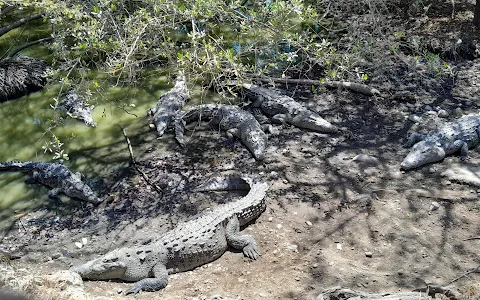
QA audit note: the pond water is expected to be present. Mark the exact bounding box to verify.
[0,72,222,232]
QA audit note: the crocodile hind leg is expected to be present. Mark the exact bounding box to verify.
[125,263,169,295]
[225,216,260,259]
[404,133,427,147]
[47,188,62,204]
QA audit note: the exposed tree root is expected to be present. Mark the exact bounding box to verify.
[0,57,48,101]
[413,284,463,300]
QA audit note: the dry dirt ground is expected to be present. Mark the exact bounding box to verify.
[3,70,480,300]
[3,3,480,300]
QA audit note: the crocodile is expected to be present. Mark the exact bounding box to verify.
[174,104,270,160]
[242,83,338,133]
[58,91,97,127]
[401,114,480,170]
[148,74,189,136]
[71,176,268,295]
[0,161,101,203]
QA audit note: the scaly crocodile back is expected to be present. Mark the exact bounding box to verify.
[429,114,480,148]
[156,177,268,273]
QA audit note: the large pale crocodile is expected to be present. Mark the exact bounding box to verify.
[401,114,480,170]
[58,91,97,127]
[175,104,270,160]
[242,83,338,133]
[71,176,268,295]
[0,161,101,203]
[148,74,189,136]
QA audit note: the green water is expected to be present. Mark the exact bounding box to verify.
[0,70,225,232]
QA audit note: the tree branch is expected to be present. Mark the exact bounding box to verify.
[8,36,53,58]
[0,12,44,38]
[257,75,382,96]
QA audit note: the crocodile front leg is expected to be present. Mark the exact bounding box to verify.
[445,140,470,161]
[225,216,260,259]
[125,263,168,295]
[404,133,426,147]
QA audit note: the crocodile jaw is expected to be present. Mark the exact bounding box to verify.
[401,141,446,170]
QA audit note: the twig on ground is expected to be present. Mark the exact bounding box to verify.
[120,126,163,197]
[449,265,480,284]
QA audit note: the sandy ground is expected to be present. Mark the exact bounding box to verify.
[3,70,480,300]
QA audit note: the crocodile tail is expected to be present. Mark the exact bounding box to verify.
[0,161,30,170]
[191,174,250,192]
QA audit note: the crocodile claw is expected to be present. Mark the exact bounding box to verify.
[243,244,260,260]
[125,285,142,295]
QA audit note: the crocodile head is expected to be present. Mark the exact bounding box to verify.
[71,249,127,280]
[77,107,97,127]
[291,111,338,133]
[239,125,268,160]
[64,175,102,204]
[401,140,446,170]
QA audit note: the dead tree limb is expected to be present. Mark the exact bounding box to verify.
[0,13,44,38]
[121,127,163,197]
[258,75,381,96]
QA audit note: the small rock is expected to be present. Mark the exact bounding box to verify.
[429,201,440,211]
[81,238,88,245]
[74,242,83,249]
[408,115,421,122]
[352,154,380,166]
[305,221,313,226]
[149,123,155,129]
[424,105,432,111]
[337,244,342,250]
[276,224,282,229]
[51,252,62,260]
[365,251,373,258]
[437,109,449,118]
[117,289,123,294]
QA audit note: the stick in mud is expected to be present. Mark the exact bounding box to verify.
[120,126,163,197]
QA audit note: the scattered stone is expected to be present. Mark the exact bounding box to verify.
[437,109,449,118]
[276,224,283,229]
[424,105,432,111]
[74,242,83,249]
[306,221,313,226]
[117,289,123,294]
[365,251,373,258]
[337,244,342,250]
[352,154,380,166]
[408,115,421,122]
[429,201,440,211]
[81,238,88,245]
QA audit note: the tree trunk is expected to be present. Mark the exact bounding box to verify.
[475,0,480,28]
